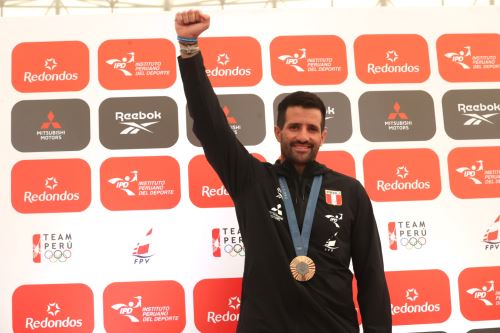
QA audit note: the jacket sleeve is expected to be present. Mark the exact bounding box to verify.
[351,181,392,332]
[177,52,257,200]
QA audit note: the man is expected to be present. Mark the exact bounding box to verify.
[175,10,392,333]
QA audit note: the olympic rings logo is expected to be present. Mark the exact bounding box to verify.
[400,237,426,249]
[44,250,72,262]
[223,243,245,257]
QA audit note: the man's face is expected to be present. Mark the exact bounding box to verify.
[274,106,327,168]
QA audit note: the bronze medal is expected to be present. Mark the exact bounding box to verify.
[290,255,316,281]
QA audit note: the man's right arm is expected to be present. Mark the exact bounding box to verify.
[176,10,257,199]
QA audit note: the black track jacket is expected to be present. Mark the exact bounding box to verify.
[179,52,392,333]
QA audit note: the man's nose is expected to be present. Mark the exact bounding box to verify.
[295,127,309,141]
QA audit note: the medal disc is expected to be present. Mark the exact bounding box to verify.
[290,255,316,281]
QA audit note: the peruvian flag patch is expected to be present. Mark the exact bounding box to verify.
[325,190,342,206]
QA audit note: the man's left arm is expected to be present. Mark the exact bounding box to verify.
[351,181,392,333]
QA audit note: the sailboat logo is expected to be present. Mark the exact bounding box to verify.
[483,216,500,251]
[132,228,155,264]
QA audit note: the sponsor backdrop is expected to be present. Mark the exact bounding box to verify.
[0,6,499,333]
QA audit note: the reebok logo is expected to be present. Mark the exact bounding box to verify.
[98,39,176,90]
[363,149,441,202]
[270,35,347,85]
[12,41,89,92]
[199,37,262,87]
[354,34,430,83]
[442,89,500,140]
[194,278,242,333]
[12,159,91,213]
[99,96,178,149]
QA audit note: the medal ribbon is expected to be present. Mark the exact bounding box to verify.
[279,175,323,257]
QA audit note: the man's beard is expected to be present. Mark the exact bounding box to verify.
[280,140,320,166]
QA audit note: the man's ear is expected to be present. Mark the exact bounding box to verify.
[274,125,282,142]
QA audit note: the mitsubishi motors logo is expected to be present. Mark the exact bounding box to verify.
[222,106,241,134]
[269,204,283,222]
[386,102,413,131]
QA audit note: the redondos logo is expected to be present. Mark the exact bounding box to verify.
[24,71,79,83]
[367,63,420,74]
[207,310,239,323]
[24,190,80,203]
[206,66,252,77]
[391,301,441,315]
[377,179,431,192]
[25,316,83,329]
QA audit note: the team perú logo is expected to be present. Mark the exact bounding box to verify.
[388,221,427,250]
[132,229,154,264]
[38,111,66,141]
[367,49,421,75]
[111,295,181,323]
[466,280,500,307]
[445,46,499,71]
[278,47,342,73]
[483,216,500,251]
[456,160,500,185]
[115,110,161,135]
[385,101,413,131]
[206,52,252,77]
[108,170,174,197]
[33,233,73,263]
[212,228,245,258]
[106,51,170,78]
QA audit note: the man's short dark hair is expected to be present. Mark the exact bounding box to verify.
[276,91,326,130]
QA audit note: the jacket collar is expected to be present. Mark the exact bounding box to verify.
[274,158,327,178]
